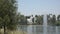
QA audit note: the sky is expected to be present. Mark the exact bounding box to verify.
[17,0,60,16]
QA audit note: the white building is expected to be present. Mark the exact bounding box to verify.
[27,15,37,24]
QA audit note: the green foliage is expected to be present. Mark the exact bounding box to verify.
[35,15,43,25]
[57,15,60,21]
[50,15,56,25]
[18,15,27,25]
[55,15,60,26]
[0,0,17,30]
[47,15,50,25]
[55,21,60,26]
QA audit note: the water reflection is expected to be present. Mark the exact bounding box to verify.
[17,25,60,34]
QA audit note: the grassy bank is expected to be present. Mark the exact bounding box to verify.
[0,29,27,34]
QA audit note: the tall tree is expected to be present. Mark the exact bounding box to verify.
[0,0,17,34]
[51,15,56,25]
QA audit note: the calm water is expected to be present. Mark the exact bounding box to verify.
[17,25,60,34]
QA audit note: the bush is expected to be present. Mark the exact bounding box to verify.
[55,21,60,26]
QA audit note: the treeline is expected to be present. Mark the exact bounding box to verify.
[17,14,60,26]
[31,14,60,26]
[47,14,60,26]
[17,14,27,25]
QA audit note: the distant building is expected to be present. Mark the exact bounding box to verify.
[26,15,37,24]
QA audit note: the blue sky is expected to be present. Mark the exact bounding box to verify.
[17,0,60,16]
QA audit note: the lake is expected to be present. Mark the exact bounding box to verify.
[17,25,60,34]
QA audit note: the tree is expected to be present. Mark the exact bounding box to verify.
[0,17,3,28]
[55,21,60,26]
[55,15,60,26]
[32,17,34,23]
[47,14,52,25]
[57,15,60,21]
[35,15,43,25]
[51,15,56,25]
[18,15,27,25]
[0,0,17,34]
[47,15,50,25]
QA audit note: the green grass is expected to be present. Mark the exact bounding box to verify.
[0,29,27,34]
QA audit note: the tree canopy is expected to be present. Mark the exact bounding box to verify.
[0,0,18,34]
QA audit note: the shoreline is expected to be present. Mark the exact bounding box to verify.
[0,29,27,34]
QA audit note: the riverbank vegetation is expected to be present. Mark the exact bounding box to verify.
[17,14,60,26]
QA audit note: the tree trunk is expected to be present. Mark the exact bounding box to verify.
[0,28,1,34]
[4,25,6,34]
